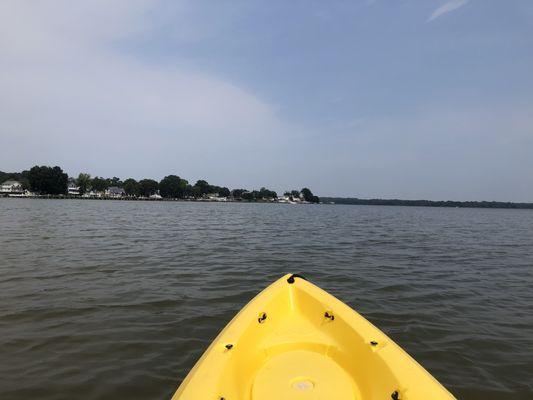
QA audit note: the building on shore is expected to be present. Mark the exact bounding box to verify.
[106,186,126,198]
[0,180,24,194]
[67,184,80,196]
[207,194,227,202]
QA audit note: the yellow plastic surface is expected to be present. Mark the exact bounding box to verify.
[171,274,456,400]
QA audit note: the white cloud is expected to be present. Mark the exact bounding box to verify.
[427,0,469,22]
[0,0,296,186]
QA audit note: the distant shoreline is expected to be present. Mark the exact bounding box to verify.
[320,197,533,210]
[1,166,319,204]
[2,194,533,209]
[0,194,301,204]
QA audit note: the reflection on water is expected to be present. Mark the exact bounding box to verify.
[0,199,532,399]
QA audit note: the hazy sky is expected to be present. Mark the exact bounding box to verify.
[1,1,532,200]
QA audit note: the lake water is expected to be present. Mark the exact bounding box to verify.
[0,198,532,399]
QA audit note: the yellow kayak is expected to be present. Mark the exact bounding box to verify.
[171,274,456,400]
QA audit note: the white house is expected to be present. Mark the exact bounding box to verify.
[67,184,80,196]
[0,180,24,193]
[207,194,227,202]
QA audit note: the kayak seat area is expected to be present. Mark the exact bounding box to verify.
[252,311,361,399]
[252,349,359,399]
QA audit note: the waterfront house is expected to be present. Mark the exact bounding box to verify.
[207,194,227,202]
[107,186,125,197]
[67,184,80,196]
[0,180,24,194]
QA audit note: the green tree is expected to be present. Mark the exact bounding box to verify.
[183,184,194,198]
[107,176,123,187]
[241,191,254,201]
[19,170,31,190]
[19,177,30,190]
[194,180,211,195]
[28,165,68,195]
[301,188,319,203]
[123,178,139,197]
[159,175,188,198]
[191,185,202,198]
[258,187,277,199]
[138,179,159,197]
[91,177,108,193]
[76,173,91,195]
[218,187,230,197]
[231,189,246,199]
[209,185,222,195]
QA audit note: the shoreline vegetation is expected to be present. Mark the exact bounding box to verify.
[321,197,533,209]
[0,165,319,204]
[2,166,532,209]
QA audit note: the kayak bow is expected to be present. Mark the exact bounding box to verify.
[171,274,455,399]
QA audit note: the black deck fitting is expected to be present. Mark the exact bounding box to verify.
[287,273,307,284]
[258,312,267,323]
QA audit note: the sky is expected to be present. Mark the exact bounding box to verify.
[1,0,532,201]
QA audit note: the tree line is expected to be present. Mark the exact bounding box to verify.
[0,165,320,202]
[320,197,533,209]
[285,188,319,203]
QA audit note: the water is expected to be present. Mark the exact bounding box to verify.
[0,199,532,400]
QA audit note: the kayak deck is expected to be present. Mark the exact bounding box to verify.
[172,274,455,400]
[254,349,357,399]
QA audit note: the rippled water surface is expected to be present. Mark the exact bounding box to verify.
[1,199,532,399]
